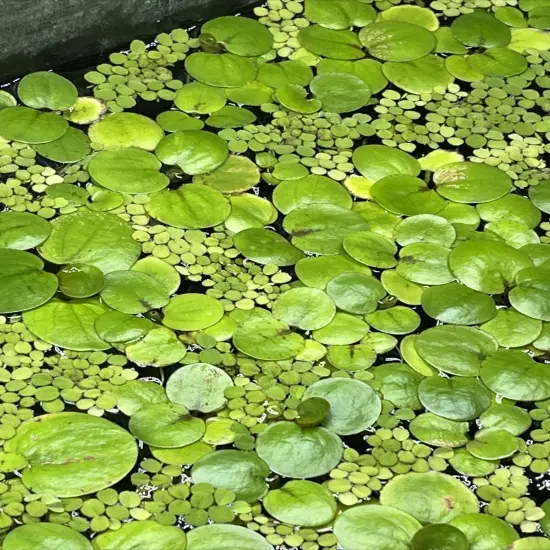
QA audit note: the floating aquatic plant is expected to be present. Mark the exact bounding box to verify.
[0,0,549,548]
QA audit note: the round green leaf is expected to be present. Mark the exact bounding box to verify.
[359,21,436,61]
[416,326,498,376]
[264,480,336,528]
[187,525,273,550]
[256,421,343,478]
[257,61,313,88]
[163,293,224,331]
[312,311,369,345]
[94,311,153,344]
[234,228,303,266]
[467,47,528,77]
[422,283,497,325]
[467,428,518,460]
[206,106,256,128]
[125,327,186,367]
[305,0,375,30]
[6,412,137,497]
[88,148,169,194]
[372,175,446,216]
[33,127,91,163]
[326,272,385,315]
[4,523,92,550]
[326,343,377,372]
[234,309,304,360]
[343,230,397,268]
[129,403,205,448]
[94,522,187,550]
[397,243,453,286]
[193,155,259,194]
[283,204,370,255]
[451,12,511,47]
[131,256,180,295]
[192,450,269,502]
[0,106,68,144]
[272,174,352,214]
[529,180,550,214]
[334,504,421,550]
[381,270,425,306]
[100,270,170,314]
[481,349,550,401]
[174,82,227,114]
[509,267,550,321]
[38,211,140,274]
[380,5,439,30]
[89,113,164,151]
[166,363,233,413]
[310,73,371,113]
[410,412,469,448]
[394,214,456,247]
[382,55,454,94]
[225,81,275,105]
[449,240,533,294]
[155,130,229,175]
[434,162,512,204]
[380,472,479,523]
[448,448,498,477]
[366,306,421,335]
[298,25,364,60]
[156,110,205,132]
[272,287,335,330]
[477,194,541,229]
[450,514,519,550]
[411,525,468,550]
[0,212,51,250]
[18,71,77,110]
[146,183,230,229]
[275,85,321,114]
[58,264,104,298]
[317,59,388,93]
[479,403,531,436]
[23,299,109,351]
[352,144,420,182]
[225,194,277,233]
[296,253,371,289]
[418,376,491,422]
[201,16,273,56]
[370,363,423,410]
[111,380,168,416]
[185,53,257,88]
[481,308,542,347]
[303,378,381,435]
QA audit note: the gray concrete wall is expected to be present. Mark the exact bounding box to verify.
[1,0,260,81]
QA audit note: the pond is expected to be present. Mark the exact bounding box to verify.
[0,0,550,549]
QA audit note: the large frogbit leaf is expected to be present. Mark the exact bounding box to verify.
[38,211,141,274]
[5,412,137,497]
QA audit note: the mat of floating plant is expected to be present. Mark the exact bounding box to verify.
[0,0,550,548]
